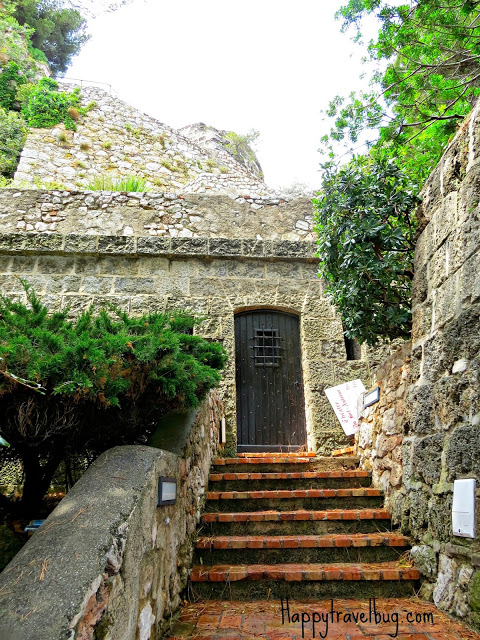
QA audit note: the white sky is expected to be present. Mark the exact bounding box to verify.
[67,0,375,190]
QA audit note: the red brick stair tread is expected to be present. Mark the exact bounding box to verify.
[189,561,420,582]
[209,469,370,481]
[213,457,313,465]
[237,452,316,458]
[332,445,356,457]
[196,532,409,549]
[201,508,391,522]
[206,488,381,499]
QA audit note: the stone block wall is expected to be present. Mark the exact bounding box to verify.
[356,341,410,512]
[356,100,480,627]
[0,392,224,640]
[405,101,480,624]
[0,229,370,453]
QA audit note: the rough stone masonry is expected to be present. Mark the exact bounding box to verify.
[0,81,379,453]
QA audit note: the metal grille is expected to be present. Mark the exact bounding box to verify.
[252,328,282,366]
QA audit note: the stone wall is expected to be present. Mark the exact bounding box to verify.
[0,391,224,640]
[13,84,282,198]
[0,189,315,240]
[355,341,410,512]
[0,226,372,453]
[356,101,480,628]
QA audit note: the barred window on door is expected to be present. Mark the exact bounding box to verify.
[253,328,282,367]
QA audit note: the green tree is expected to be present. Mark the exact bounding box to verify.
[0,284,227,512]
[313,156,420,345]
[322,0,480,187]
[14,0,89,76]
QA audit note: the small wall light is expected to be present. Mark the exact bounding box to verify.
[157,477,177,506]
[364,387,380,408]
[220,417,226,445]
[453,478,476,538]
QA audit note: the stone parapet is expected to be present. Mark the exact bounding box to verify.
[0,391,224,640]
[0,190,315,240]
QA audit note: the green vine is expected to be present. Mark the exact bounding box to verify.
[0,61,26,111]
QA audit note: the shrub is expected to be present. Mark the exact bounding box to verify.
[0,61,26,111]
[86,175,150,192]
[0,283,227,511]
[0,107,27,178]
[21,77,81,129]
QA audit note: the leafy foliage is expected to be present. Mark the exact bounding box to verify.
[0,107,27,177]
[21,76,80,129]
[13,0,89,76]
[313,156,419,345]
[322,0,480,187]
[0,283,227,510]
[0,61,27,111]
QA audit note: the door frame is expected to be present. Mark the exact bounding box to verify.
[234,307,307,453]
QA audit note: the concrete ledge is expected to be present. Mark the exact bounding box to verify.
[0,234,319,261]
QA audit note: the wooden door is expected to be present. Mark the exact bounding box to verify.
[235,309,307,452]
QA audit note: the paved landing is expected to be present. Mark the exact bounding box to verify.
[165,598,480,640]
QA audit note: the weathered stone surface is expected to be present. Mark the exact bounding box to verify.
[411,545,438,580]
[412,434,444,485]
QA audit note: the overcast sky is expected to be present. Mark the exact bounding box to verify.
[67,0,375,190]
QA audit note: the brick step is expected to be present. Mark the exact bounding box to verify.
[195,533,409,565]
[208,470,372,491]
[205,490,383,512]
[332,445,356,457]
[212,456,359,473]
[201,509,391,536]
[237,452,317,458]
[189,562,420,600]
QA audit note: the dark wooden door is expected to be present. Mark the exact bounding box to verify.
[235,310,307,452]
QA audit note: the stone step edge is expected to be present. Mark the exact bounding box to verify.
[189,562,420,582]
[209,470,371,481]
[201,509,391,523]
[237,452,316,458]
[213,458,313,465]
[206,488,381,500]
[332,446,356,457]
[196,533,409,550]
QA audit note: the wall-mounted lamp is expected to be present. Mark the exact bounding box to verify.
[157,477,177,506]
[364,387,380,408]
[453,479,476,538]
[220,417,226,445]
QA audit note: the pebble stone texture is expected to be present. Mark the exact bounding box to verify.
[356,341,411,512]
[164,598,480,640]
[0,79,379,454]
[0,392,224,640]
[13,83,289,199]
[356,100,480,630]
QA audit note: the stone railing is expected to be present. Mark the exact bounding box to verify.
[0,391,224,640]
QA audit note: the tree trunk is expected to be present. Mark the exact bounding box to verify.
[19,447,65,516]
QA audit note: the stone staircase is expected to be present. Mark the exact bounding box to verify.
[188,451,420,600]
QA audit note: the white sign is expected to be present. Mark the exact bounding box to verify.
[325,379,366,437]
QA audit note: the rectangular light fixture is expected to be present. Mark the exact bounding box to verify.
[452,478,476,538]
[364,387,380,408]
[220,417,226,444]
[157,477,177,506]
